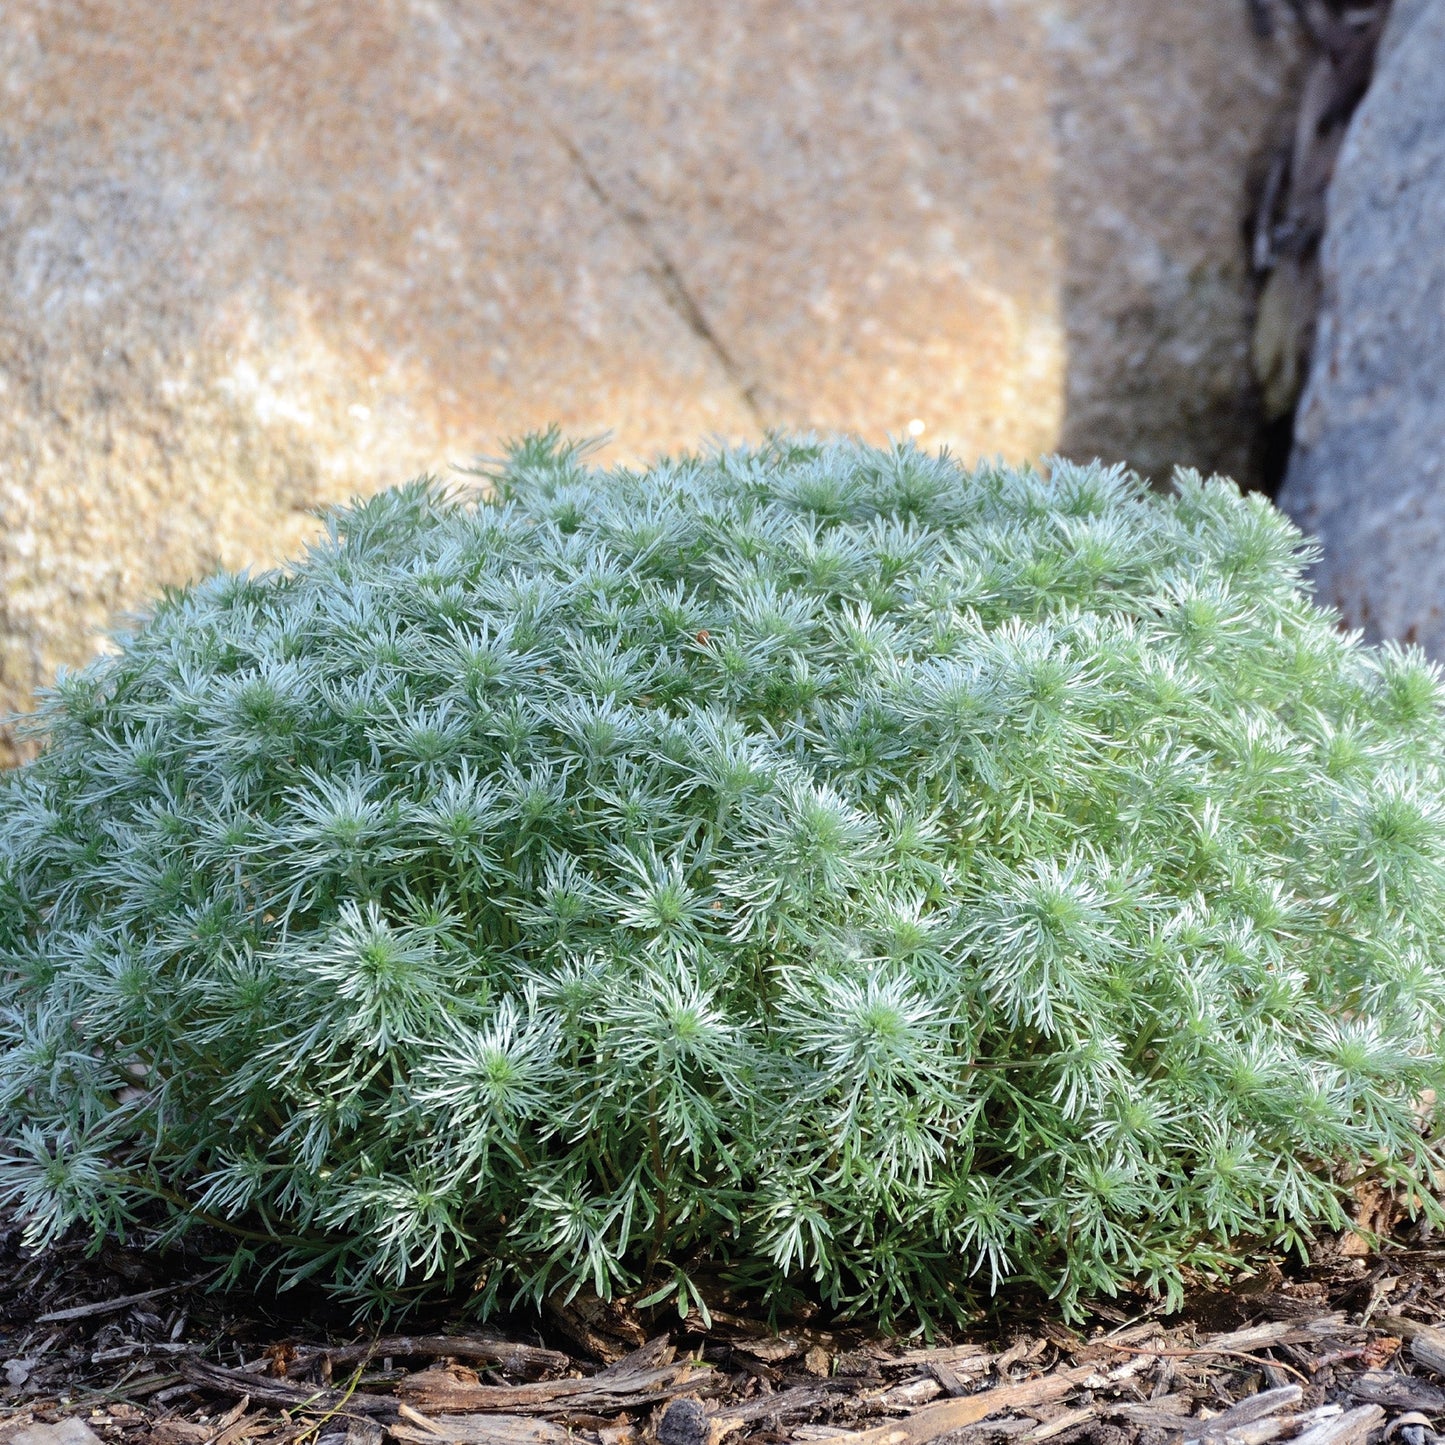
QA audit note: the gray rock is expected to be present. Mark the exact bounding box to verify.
[1378,0,1437,64]
[9,1422,103,1445]
[1277,0,1445,652]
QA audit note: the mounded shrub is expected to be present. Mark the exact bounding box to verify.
[2,436,1444,1325]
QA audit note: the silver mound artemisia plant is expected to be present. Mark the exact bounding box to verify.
[3,435,1444,1326]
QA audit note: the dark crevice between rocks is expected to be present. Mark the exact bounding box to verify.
[1246,0,1392,498]
[484,34,772,435]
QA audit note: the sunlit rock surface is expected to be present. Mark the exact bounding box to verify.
[0,0,1296,760]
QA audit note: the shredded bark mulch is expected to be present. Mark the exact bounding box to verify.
[6,1211,1445,1445]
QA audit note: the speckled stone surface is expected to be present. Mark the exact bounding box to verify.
[1278,0,1445,652]
[0,0,1297,759]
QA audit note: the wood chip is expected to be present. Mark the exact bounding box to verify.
[344,1420,384,1445]
[876,1377,944,1410]
[1377,1315,1445,1378]
[389,1419,573,1445]
[1099,1317,1351,1381]
[804,1346,832,1378]
[178,1358,395,1417]
[891,1345,994,1372]
[34,1274,216,1324]
[1291,1405,1385,1445]
[543,1296,646,1364]
[1075,1322,1174,1358]
[1212,1418,1297,1445]
[213,1396,251,1433]
[213,1413,268,1445]
[733,1337,802,1364]
[788,1430,908,1445]
[711,1385,848,1429]
[288,1336,569,1381]
[1188,1384,1304,1441]
[1112,1402,1198,1432]
[396,1336,701,1417]
[927,1361,976,1397]
[793,1362,1100,1445]
[1349,1369,1445,1414]
[1024,1405,1098,1442]
[90,1341,196,1364]
[396,1404,449,1436]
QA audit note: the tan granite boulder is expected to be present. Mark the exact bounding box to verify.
[0,0,1296,761]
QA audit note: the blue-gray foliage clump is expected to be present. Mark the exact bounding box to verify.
[2,436,1444,1324]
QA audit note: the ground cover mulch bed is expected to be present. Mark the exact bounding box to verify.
[7,1215,1445,1445]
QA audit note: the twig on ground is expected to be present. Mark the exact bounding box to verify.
[35,1273,219,1324]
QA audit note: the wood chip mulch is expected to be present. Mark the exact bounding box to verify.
[6,1216,1445,1445]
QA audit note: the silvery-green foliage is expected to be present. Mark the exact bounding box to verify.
[3,435,1444,1324]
